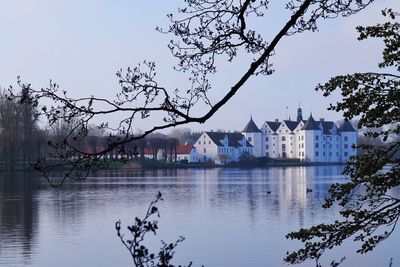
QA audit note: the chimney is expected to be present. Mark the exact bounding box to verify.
[275,119,279,123]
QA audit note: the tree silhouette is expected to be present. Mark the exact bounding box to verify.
[285,9,400,266]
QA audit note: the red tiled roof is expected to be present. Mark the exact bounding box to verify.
[176,144,193,154]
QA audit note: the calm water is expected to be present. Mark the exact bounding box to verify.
[0,166,399,267]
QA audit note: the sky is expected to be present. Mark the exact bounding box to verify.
[1,0,399,133]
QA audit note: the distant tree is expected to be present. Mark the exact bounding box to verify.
[169,128,195,145]
[0,86,42,170]
[285,9,400,266]
[0,90,20,169]
[239,151,253,162]
[7,0,376,183]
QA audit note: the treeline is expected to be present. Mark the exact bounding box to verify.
[0,90,203,170]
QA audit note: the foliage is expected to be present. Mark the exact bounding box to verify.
[169,128,200,145]
[5,0,376,183]
[238,151,253,162]
[115,192,195,267]
[0,86,46,170]
[285,9,400,266]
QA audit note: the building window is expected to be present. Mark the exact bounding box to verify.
[299,152,301,157]
[302,152,304,156]
[203,141,206,145]
[273,144,275,146]
[323,144,325,148]
[248,137,252,142]
[198,141,201,145]
[302,143,304,148]
[266,145,269,149]
[266,152,269,157]
[273,137,275,140]
[286,130,288,133]
[299,136,301,141]
[344,152,348,157]
[209,141,211,145]
[282,144,286,151]
[337,136,339,141]
[323,136,326,141]
[330,144,332,149]
[316,151,319,157]
[316,143,319,148]
[323,152,325,156]
[316,135,319,141]
[265,137,269,141]
[299,144,301,149]
[203,148,206,153]
[337,152,339,156]
[344,136,348,141]
[344,144,348,149]
[329,152,332,156]
[290,136,292,139]
[273,151,275,154]
[282,136,286,141]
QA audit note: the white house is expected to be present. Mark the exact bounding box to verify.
[194,131,253,164]
[176,144,200,163]
[242,108,357,162]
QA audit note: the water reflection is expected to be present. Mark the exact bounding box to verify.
[1,166,397,267]
[0,172,40,266]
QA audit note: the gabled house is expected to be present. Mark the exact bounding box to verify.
[176,144,199,163]
[194,131,253,164]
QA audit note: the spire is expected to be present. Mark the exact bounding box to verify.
[242,117,261,133]
[297,106,303,122]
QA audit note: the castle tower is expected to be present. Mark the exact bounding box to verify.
[242,116,263,157]
[338,120,357,162]
[301,113,322,162]
[297,106,303,122]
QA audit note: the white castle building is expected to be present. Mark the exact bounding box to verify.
[242,108,357,162]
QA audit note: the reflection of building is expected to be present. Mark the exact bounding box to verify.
[242,108,357,162]
[194,132,253,164]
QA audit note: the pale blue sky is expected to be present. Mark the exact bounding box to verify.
[1,0,399,133]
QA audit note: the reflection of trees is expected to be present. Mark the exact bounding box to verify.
[0,172,40,264]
